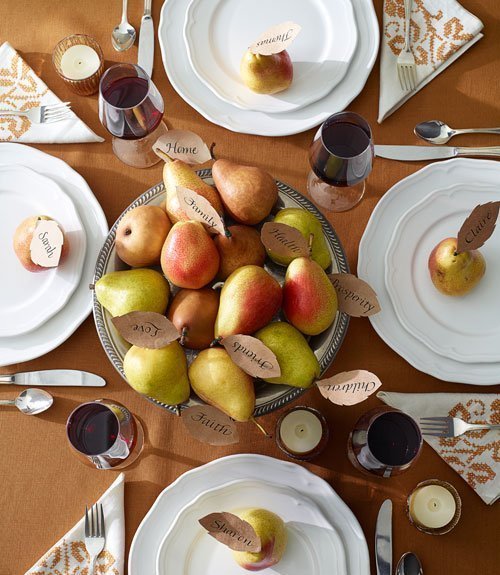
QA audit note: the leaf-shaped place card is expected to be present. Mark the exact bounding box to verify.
[261,222,309,260]
[222,334,281,378]
[329,273,381,317]
[182,405,239,446]
[30,219,64,267]
[153,130,212,164]
[317,370,382,406]
[249,21,302,56]
[111,311,179,349]
[199,512,261,552]
[456,201,500,253]
[176,186,227,236]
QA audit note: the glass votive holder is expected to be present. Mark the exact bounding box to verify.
[53,34,104,96]
[407,479,462,535]
[275,406,329,461]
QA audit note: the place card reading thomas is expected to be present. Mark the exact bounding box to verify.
[317,370,382,406]
[249,21,302,56]
[154,130,212,164]
[199,512,261,552]
[29,219,64,267]
[221,334,281,378]
[329,273,381,317]
[176,186,227,236]
[182,405,239,446]
[260,222,310,260]
[456,201,500,253]
[112,311,179,349]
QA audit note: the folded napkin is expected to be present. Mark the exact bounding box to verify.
[378,0,484,122]
[0,41,103,143]
[25,473,124,575]
[378,392,500,504]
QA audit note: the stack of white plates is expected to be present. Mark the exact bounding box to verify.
[0,143,108,366]
[358,158,500,385]
[158,0,379,136]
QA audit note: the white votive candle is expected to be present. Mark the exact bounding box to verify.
[60,45,101,80]
[279,409,324,454]
[409,484,456,529]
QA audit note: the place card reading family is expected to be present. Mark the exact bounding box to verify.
[112,311,179,349]
[176,186,227,236]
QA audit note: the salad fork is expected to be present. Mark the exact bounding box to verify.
[84,504,106,574]
[420,416,500,438]
[0,102,72,124]
[397,0,417,91]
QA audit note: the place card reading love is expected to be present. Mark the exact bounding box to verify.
[221,334,281,378]
[182,405,239,446]
[111,311,179,349]
[249,21,302,56]
[153,130,212,164]
[176,186,227,236]
[329,273,381,317]
[260,222,310,260]
[317,370,382,406]
[199,512,261,552]
[456,201,500,253]
[29,219,64,267]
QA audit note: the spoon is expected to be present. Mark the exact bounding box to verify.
[112,0,136,52]
[396,553,423,575]
[0,388,53,415]
[415,120,500,145]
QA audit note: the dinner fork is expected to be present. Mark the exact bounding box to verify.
[420,416,500,438]
[84,504,106,574]
[397,0,417,91]
[0,102,72,124]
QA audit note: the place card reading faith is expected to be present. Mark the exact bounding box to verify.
[29,219,64,267]
[176,186,227,236]
[456,201,500,253]
[199,512,261,552]
[249,21,302,56]
[261,222,310,260]
[153,130,212,164]
[112,311,179,349]
[329,273,381,317]
[182,405,239,446]
[317,370,382,406]
[222,334,281,378]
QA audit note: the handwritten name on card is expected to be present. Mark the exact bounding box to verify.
[29,219,64,267]
[112,311,179,349]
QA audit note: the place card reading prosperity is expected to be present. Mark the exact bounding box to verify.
[153,130,212,164]
[112,311,179,349]
[222,334,281,378]
[329,273,381,317]
[176,186,227,236]
[249,21,302,56]
[317,370,382,406]
[199,512,261,552]
[261,222,310,260]
[182,405,239,446]
[29,219,64,267]
[456,201,500,253]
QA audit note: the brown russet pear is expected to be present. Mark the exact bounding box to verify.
[188,347,255,421]
[214,265,282,338]
[214,224,266,280]
[161,221,219,289]
[167,288,220,350]
[283,257,338,335]
[212,159,278,225]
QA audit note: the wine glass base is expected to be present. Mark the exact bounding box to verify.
[112,122,168,168]
[307,171,365,213]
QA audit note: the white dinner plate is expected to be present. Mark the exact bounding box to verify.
[184,0,357,114]
[358,158,500,385]
[129,454,369,575]
[0,143,108,366]
[385,183,500,364]
[157,480,347,575]
[159,0,379,136]
[0,165,87,337]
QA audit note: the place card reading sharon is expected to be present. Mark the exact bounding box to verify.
[261,222,309,260]
[112,311,179,349]
[329,273,381,317]
[182,405,239,446]
[176,186,227,236]
[317,370,382,406]
[222,334,281,378]
[29,219,64,267]
[249,21,302,56]
[199,512,261,552]
[456,201,500,253]
[153,130,212,164]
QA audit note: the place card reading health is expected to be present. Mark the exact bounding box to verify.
[261,222,310,260]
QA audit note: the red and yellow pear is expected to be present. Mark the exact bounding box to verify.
[240,50,293,94]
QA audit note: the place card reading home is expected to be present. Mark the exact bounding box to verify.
[199,512,261,552]
[154,130,212,164]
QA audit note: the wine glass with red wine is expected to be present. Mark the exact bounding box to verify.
[308,111,373,212]
[99,63,167,168]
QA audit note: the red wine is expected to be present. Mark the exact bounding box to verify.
[367,412,421,466]
[67,404,119,456]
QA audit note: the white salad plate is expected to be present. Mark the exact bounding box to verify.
[157,479,347,575]
[358,158,500,385]
[129,454,369,575]
[0,143,108,366]
[184,0,357,114]
[385,183,500,364]
[159,0,379,136]
[0,165,87,337]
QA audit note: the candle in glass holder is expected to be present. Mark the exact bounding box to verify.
[408,480,461,534]
[60,45,101,80]
[276,406,329,460]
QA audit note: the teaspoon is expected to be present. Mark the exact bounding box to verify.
[112,0,136,52]
[415,120,500,145]
[396,553,423,575]
[0,388,53,415]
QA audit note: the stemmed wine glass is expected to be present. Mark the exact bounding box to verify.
[308,111,374,212]
[99,63,167,168]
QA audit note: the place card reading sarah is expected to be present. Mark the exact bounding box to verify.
[112,311,179,349]
[456,201,500,253]
[153,130,212,164]
[199,512,261,552]
[182,405,239,446]
[260,222,310,260]
[249,22,302,56]
[176,186,227,236]
[221,334,281,378]
[317,370,382,406]
[29,219,64,267]
[329,273,381,317]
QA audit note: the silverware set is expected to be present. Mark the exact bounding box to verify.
[84,504,106,574]
[420,416,500,438]
[0,102,71,124]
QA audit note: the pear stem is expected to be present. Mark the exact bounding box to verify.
[308,233,314,256]
[210,142,217,160]
[210,336,223,348]
[223,223,232,238]
[179,326,188,346]
[153,145,173,163]
[251,417,272,438]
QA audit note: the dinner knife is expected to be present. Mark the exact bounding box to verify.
[375,144,500,161]
[138,0,154,77]
[0,370,106,387]
[375,499,392,575]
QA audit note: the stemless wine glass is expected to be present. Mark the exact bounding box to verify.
[308,111,374,212]
[66,399,144,469]
[99,63,168,168]
[347,406,422,478]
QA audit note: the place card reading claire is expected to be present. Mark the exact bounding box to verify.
[249,21,302,56]
[221,334,281,378]
[456,201,500,253]
[260,222,310,260]
[317,370,382,406]
[199,512,261,552]
[111,311,179,349]
[329,273,381,317]
[29,219,64,267]
[182,405,239,446]
[153,130,212,164]
[176,186,227,236]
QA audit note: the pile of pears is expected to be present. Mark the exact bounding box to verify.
[95,157,339,424]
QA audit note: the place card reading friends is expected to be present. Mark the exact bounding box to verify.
[154,130,212,164]
[182,405,239,446]
[29,219,64,267]
[221,334,281,378]
[456,201,500,253]
[199,512,261,552]
[112,311,179,349]
[249,22,302,56]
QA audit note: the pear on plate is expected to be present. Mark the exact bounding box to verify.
[94,269,170,317]
[232,508,288,571]
[240,49,293,94]
[188,347,255,421]
[255,321,320,388]
[214,224,266,281]
[123,341,190,405]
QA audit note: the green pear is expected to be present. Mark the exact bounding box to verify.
[123,341,190,405]
[270,208,331,269]
[188,348,255,422]
[254,322,320,388]
[95,269,170,317]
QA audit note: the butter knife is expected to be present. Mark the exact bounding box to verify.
[0,370,106,387]
[375,499,392,575]
[375,144,500,161]
[138,0,154,77]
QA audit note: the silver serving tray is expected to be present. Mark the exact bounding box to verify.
[93,171,349,416]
